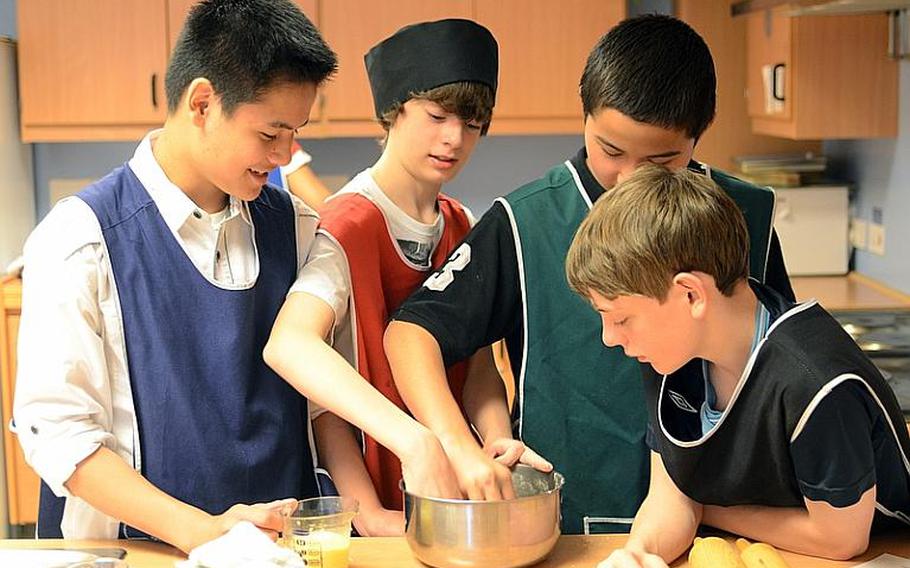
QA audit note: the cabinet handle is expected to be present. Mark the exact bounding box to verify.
[771,63,785,102]
[151,73,159,108]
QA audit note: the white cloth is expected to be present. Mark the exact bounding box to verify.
[289,169,474,419]
[276,147,313,189]
[176,521,306,568]
[13,129,319,538]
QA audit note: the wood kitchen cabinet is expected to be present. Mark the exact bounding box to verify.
[744,6,898,139]
[276,0,624,137]
[17,0,170,142]
[18,0,317,142]
[475,0,624,135]
[18,0,624,141]
[0,277,38,526]
[677,0,821,171]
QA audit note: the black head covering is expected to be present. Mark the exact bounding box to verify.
[364,19,498,119]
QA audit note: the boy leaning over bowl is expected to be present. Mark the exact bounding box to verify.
[383,15,793,535]
[564,165,910,567]
[264,18,552,537]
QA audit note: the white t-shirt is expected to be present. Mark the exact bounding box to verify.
[291,168,475,322]
[275,146,313,189]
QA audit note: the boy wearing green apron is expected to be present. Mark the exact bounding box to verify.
[386,14,793,534]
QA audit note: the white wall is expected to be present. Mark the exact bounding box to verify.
[825,60,910,294]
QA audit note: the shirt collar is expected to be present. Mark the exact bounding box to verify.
[569,147,606,204]
[127,129,251,232]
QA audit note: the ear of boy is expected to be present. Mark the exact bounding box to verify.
[187,78,215,126]
[671,272,709,320]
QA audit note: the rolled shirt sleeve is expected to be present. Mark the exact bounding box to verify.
[289,231,352,421]
[13,199,122,497]
[290,232,351,326]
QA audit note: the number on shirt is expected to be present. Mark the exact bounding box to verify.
[424,243,471,292]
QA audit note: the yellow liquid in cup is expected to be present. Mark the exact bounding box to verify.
[288,529,350,568]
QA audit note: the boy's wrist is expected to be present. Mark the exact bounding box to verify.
[436,428,480,457]
[398,425,445,464]
[477,424,513,444]
[170,506,218,553]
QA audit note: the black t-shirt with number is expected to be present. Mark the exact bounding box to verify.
[393,148,795,382]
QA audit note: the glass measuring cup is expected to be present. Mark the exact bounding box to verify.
[282,496,358,568]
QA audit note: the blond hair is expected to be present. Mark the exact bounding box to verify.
[566,164,749,301]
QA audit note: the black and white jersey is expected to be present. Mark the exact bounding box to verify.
[646,282,910,529]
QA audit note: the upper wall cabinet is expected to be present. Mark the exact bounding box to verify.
[475,0,625,135]
[18,0,170,142]
[17,0,624,142]
[18,0,317,142]
[745,6,898,139]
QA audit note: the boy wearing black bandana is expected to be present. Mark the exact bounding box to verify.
[566,165,910,567]
[265,19,551,536]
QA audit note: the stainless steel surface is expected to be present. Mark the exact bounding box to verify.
[834,310,910,414]
[834,311,910,356]
[876,357,910,414]
[403,465,564,568]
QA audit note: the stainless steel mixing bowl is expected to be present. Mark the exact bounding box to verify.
[402,464,565,568]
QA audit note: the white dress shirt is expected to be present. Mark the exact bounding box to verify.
[13,130,318,538]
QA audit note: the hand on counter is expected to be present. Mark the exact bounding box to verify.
[597,546,669,568]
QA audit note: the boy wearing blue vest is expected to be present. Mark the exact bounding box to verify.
[13,0,336,552]
[385,15,794,534]
[566,165,910,566]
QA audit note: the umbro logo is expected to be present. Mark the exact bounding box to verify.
[667,390,698,413]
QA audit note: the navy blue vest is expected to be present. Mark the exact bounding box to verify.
[38,165,318,538]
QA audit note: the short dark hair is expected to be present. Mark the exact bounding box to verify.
[379,82,495,135]
[165,0,337,115]
[580,14,716,140]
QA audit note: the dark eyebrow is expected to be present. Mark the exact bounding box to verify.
[595,135,681,160]
[269,119,309,131]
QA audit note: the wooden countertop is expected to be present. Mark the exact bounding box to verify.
[2,532,908,567]
[792,273,910,312]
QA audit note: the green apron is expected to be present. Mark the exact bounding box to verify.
[499,160,775,534]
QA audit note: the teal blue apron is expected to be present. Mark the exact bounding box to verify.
[500,160,775,534]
